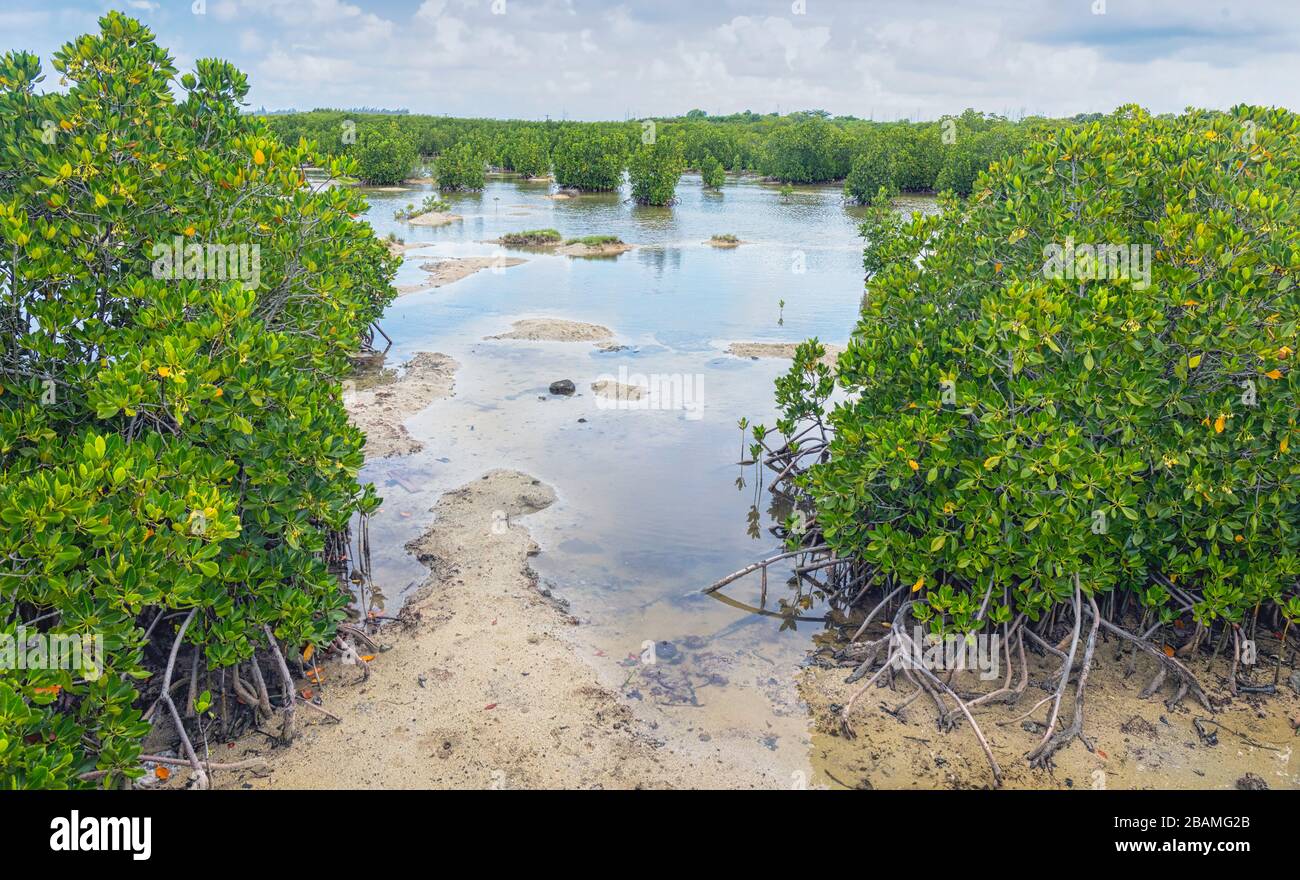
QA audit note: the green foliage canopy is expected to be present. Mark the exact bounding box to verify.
[628,136,685,205]
[700,155,726,189]
[552,128,625,191]
[435,140,485,191]
[353,120,415,185]
[0,12,396,788]
[778,106,1300,638]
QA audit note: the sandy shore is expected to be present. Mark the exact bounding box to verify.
[394,256,528,295]
[490,237,635,258]
[217,469,745,789]
[728,341,845,367]
[557,241,633,257]
[486,318,615,343]
[345,352,458,458]
[407,210,463,227]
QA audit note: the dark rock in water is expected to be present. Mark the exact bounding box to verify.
[549,379,576,395]
[1236,773,1269,791]
[656,640,679,661]
[577,418,587,423]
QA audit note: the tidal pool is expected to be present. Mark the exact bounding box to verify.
[352,172,938,783]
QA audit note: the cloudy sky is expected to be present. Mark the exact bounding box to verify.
[2,0,1297,120]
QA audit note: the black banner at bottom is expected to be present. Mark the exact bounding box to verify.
[0,788,1286,865]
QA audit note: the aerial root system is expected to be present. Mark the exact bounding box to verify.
[1026,585,1098,768]
[837,600,1004,787]
[827,574,1221,784]
[713,422,1248,790]
[123,611,375,788]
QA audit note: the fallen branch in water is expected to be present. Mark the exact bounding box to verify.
[702,546,830,594]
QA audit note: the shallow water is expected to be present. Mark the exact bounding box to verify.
[353,172,938,784]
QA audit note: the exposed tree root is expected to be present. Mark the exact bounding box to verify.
[263,625,297,745]
[160,610,208,790]
[837,601,1004,787]
[1097,617,1214,712]
[1027,591,1100,768]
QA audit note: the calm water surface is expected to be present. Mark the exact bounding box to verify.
[352,172,937,783]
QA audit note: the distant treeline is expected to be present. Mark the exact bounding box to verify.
[261,108,1096,198]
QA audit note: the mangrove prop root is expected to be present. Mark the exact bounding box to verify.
[263,625,297,745]
[1097,617,1214,711]
[248,655,273,718]
[838,601,1003,787]
[1028,584,1084,762]
[1028,593,1100,768]
[160,609,208,790]
[231,663,261,711]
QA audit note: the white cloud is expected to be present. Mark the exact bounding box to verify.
[5,0,1298,118]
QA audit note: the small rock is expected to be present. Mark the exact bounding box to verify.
[549,379,576,395]
[577,418,587,423]
[1288,670,1300,696]
[1236,773,1269,791]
